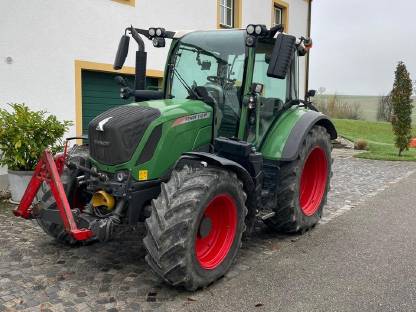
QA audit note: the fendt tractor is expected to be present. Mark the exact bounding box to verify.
[14,24,337,290]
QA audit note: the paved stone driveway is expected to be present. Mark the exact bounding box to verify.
[0,151,415,312]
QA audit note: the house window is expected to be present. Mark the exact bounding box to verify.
[218,0,241,28]
[219,0,234,28]
[272,1,288,31]
[274,6,283,26]
[112,0,135,7]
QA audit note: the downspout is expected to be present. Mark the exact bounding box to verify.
[305,0,312,96]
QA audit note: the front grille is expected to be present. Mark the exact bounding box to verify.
[88,105,160,165]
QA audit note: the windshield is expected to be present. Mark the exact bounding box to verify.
[168,30,247,137]
[168,30,246,98]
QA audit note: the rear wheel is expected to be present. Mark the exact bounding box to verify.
[264,125,332,233]
[143,166,247,290]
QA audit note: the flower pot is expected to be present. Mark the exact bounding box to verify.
[7,169,34,204]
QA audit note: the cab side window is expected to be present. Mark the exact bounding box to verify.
[251,39,289,143]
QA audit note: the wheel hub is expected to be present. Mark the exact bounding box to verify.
[195,193,238,270]
[299,146,328,216]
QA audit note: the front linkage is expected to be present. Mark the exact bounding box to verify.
[13,145,93,241]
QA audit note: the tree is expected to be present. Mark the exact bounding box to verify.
[391,61,413,156]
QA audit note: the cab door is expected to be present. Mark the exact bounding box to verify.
[247,38,298,146]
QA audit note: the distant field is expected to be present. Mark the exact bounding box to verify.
[316,95,416,122]
[333,119,416,161]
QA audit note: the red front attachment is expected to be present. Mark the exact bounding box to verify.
[13,149,93,241]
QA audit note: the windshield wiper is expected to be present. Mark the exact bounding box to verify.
[178,44,227,65]
[172,67,199,99]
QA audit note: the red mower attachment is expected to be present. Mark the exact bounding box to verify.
[13,149,93,241]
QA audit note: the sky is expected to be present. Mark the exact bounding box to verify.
[309,0,416,96]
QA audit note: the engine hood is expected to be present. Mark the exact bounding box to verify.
[88,99,212,166]
[137,98,212,122]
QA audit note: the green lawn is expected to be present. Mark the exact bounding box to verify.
[333,119,416,161]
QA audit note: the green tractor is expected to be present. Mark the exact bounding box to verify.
[15,24,336,290]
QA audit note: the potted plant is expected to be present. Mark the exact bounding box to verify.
[0,103,72,203]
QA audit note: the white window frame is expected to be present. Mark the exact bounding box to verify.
[273,6,283,26]
[220,0,234,28]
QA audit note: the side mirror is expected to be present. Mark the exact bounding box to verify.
[113,35,130,70]
[306,89,316,97]
[267,33,296,79]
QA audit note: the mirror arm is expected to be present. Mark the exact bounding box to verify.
[268,24,284,38]
[128,26,145,52]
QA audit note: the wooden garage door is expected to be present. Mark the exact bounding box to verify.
[81,70,160,135]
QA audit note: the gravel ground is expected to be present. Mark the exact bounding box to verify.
[0,150,415,312]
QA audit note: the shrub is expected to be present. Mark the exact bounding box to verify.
[391,61,413,156]
[354,139,368,150]
[0,103,72,171]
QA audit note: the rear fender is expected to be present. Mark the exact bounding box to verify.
[260,109,337,161]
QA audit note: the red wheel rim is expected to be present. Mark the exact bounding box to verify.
[195,193,237,270]
[299,146,328,216]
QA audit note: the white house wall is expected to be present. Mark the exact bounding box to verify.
[0,0,309,138]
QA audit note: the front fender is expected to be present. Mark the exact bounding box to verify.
[178,152,257,236]
[179,152,255,193]
[260,108,337,161]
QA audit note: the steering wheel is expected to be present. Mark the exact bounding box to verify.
[207,76,236,87]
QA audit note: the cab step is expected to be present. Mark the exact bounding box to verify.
[257,210,276,221]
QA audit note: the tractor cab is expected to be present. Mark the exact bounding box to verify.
[165,29,299,146]
[113,25,305,148]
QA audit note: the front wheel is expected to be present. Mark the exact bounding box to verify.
[143,166,247,290]
[264,125,332,233]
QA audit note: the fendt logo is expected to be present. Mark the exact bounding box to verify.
[96,117,113,132]
[172,112,210,127]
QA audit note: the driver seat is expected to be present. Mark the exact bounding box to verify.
[218,86,241,137]
[194,86,223,137]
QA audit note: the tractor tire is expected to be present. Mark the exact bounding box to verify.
[35,146,89,245]
[264,125,332,233]
[143,165,247,291]
[36,179,76,245]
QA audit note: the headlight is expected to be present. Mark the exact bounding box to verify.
[255,24,267,36]
[155,28,164,37]
[245,35,256,47]
[148,28,156,37]
[152,37,166,48]
[255,25,262,35]
[246,24,255,35]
